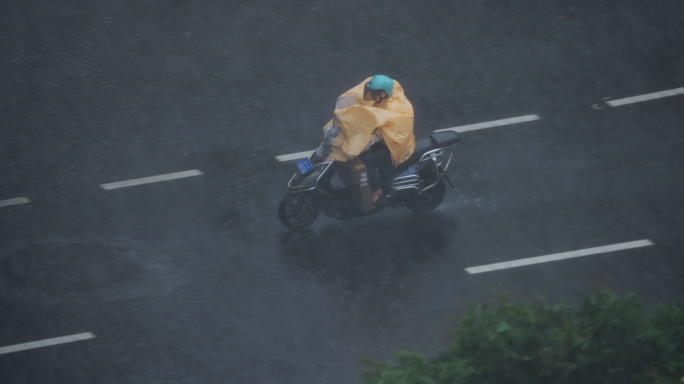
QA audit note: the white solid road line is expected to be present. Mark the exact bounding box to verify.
[275,150,314,162]
[0,197,30,208]
[275,115,541,161]
[465,239,654,274]
[100,169,203,190]
[434,114,540,133]
[607,87,684,107]
[0,332,95,355]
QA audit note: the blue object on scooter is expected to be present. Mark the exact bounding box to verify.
[296,158,314,174]
[397,166,418,178]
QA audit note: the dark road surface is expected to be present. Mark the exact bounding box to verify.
[1,1,684,383]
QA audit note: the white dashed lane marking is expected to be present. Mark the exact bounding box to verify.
[0,197,30,208]
[607,87,684,107]
[275,115,541,161]
[275,151,314,162]
[100,170,203,190]
[465,239,654,274]
[434,114,540,133]
[0,332,96,355]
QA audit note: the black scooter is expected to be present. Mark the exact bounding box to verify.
[278,131,460,230]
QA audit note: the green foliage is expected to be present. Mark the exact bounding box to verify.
[362,292,684,384]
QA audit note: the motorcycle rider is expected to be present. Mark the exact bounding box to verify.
[313,75,415,202]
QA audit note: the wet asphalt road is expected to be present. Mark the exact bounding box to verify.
[1,0,684,383]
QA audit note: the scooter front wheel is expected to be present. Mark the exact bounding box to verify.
[278,193,319,230]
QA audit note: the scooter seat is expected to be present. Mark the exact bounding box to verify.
[429,131,460,148]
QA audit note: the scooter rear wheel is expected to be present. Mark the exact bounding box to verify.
[279,193,319,230]
[407,178,446,213]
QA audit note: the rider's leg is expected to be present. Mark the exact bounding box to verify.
[358,144,393,200]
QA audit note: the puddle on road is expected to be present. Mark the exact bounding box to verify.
[3,243,144,293]
[1,241,191,304]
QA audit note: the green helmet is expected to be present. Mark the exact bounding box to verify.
[366,75,394,96]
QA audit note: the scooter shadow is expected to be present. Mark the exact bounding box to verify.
[279,212,458,292]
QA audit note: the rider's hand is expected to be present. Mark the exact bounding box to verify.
[311,152,327,165]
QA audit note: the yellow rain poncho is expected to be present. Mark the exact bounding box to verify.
[323,78,415,166]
